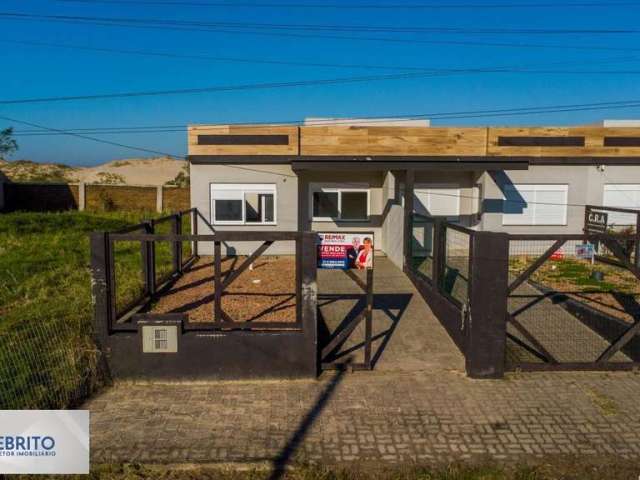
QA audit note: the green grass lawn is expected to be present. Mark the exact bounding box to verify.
[0,210,172,409]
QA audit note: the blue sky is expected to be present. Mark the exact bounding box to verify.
[1,0,639,165]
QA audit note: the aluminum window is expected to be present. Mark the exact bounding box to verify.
[502,184,568,226]
[311,187,370,222]
[603,184,640,225]
[210,183,277,225]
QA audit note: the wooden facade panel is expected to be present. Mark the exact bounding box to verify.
[187,124,640,159]
[487,127,640,157]
[188,125,299,155]
[300,126,487,156]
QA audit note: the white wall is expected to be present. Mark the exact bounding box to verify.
[190,163,298,255]
[478,165,640,234]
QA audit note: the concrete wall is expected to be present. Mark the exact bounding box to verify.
[478,165,640,234]
[1,182,188,213]
[382,171,404,269]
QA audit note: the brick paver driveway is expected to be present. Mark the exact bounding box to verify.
[86,258,640,466]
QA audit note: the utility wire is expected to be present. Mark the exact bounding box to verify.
[6,38,640,73]
[3,13,640,53]
[0,115,185,158]
[2,12,638,35]
[5,55,640,105]
[8,99,640,135]
[53,0,640,10]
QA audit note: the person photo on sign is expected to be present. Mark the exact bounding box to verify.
[355,237,373,269]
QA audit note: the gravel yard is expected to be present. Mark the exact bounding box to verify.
[151,255,297,323]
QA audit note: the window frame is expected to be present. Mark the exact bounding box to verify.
[413,183,461,222]
[210,183,277,226]
[310,186,371,222]
[603,184,640,226]
[501,183,568,226]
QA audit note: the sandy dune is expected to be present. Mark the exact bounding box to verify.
[1,157,187,186]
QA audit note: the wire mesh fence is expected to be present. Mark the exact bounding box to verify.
[506,237,640,369]
[410,215,434,281]
[0,316,98,409]
[441,226,471,305]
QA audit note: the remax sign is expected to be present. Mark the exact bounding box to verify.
[0,411,89,474]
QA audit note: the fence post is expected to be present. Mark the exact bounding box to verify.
[214,240,223,321]
[172,213,182,274]
[192,209,199,257]
[432,220,446,288]
[90,232,111,345]
[300,232,318,375]
[141,220,156,296]
[635,213,640,269]
[403,169,415,273]
[465,231,509,379]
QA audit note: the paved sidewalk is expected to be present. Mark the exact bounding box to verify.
[88,370,640,465]
[86,257,640,466]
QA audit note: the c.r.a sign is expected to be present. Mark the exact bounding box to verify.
[586,210,608,233]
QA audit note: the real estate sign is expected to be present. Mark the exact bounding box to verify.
[317,232,374,270]
[575,242,595,260]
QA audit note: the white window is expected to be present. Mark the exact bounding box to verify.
[414,185,460,221]
[603,184,640,226]
[210,183,276,225]
[311,186,370,221]
[502,184,568,226]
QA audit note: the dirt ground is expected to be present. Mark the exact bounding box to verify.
[527,258,640,323]
[150,256,297,323]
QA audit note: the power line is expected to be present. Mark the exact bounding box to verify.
[0,115,185,158]
[7,38,640,73]
[3,13,640,54]
[0,71,523,105]
[2,12,638,35]
[6,99,640,139]
[4,55,640,106]
[0,39,438,72]
[53,0,640,10]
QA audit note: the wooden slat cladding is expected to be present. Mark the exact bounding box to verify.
[188,125,298,155]
[488,127,640,157]
[188,124,640,158]
[300,126,488,156]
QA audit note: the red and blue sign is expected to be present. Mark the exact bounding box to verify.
[316,232,374,270]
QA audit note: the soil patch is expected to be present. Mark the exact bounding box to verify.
[150,256,296,323]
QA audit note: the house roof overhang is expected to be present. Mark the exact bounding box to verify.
[189,155,529,170]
